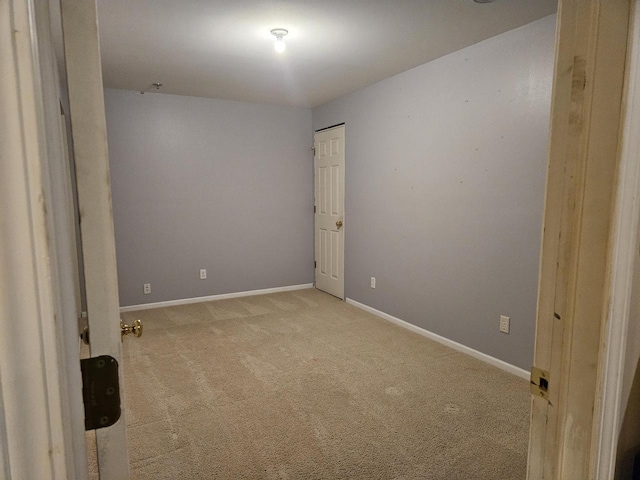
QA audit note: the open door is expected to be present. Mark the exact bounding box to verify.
[527,1,631,479]
[60,1,134,478]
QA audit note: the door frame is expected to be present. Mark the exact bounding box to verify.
[526,1,634,479]
[594,1,640,477]
[0,0,87,478]
[314,123,346,299]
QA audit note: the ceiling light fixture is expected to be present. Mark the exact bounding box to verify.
[271,28,288,53]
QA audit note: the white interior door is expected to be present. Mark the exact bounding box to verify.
[314,125,345,299]
[60,1,130,478]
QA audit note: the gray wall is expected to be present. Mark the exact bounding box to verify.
[104,89,313,307]
[312,15,556,369]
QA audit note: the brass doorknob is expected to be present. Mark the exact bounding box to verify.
[336,220,343,229]
[120,319,143,340]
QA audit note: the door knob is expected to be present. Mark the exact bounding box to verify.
[120,319,143,341]
[336,220,343,229]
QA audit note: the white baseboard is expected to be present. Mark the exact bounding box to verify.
[346,298,529,380]
[120,283,314,313]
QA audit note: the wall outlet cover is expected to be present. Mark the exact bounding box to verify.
[143,283,151,295]
[200,269,207,280]
[500,315,510,334]
[371,277,376,288]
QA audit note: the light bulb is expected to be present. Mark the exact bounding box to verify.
[271,28,288,54]
[274,36,286,53]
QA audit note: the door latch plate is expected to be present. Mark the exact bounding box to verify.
[81,355,121,430]
[530,366,550,401]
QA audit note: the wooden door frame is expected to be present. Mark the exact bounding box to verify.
[527,1,634,479]
[594,1,640,477]
[0,0,87,478]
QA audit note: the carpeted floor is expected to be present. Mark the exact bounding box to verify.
[120,288,530,479]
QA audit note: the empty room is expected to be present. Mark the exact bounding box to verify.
[97,1,556,478]
[6,0,640,480]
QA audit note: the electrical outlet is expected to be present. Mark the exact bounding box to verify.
[143,283,151,295]
[200,269,207,280]
[371,277,376,288]
[500,315,510,334]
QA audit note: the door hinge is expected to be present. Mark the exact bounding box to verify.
[312,146,316,155]
[314,205,316,214]
[81,355,122,430]
[530,366,550,402]
[314,261,317,269]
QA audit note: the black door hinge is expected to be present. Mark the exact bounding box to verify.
[314,261,317,268]
[81,355,122,430]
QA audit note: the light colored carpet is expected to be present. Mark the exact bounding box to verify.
[120,288,530,479]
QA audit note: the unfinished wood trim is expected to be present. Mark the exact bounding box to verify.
[594,1,640,477]
[60,0,129,478]
[527,1,632,479]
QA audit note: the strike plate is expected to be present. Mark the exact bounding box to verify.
[530,366,550,401]
[81,355,121,430]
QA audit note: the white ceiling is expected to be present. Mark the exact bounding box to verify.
[97,0,557,108]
